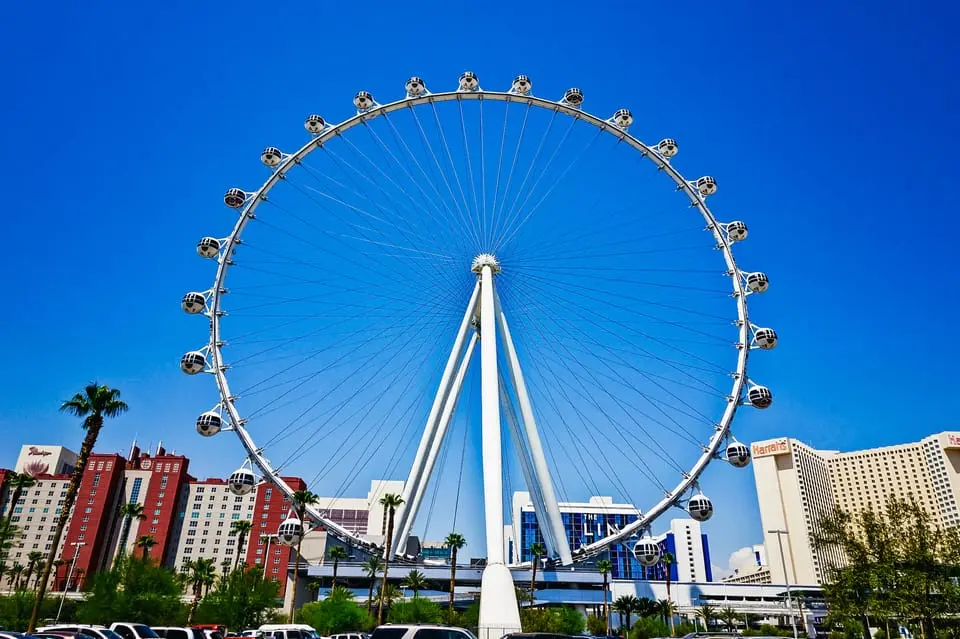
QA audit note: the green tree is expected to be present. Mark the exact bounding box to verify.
[614,595,641,633]
[77,554,187,626]
[0,589,76,630]
[661,551,676,636]
[401,569,428,598]
[362,555,382,611]
[656,599,674,625]
[230,519,253,568]
[10,563,25,590]
[24,552,43,591]
[290,489,319,623]
[3,474,35,529]
[629,616,671,639]
[30,382,128,632]
[327,546,349,590]
[719,606,739,631]
[695,603,717,631]
[529,542,547,602]
[519,606,585,634]
[186,557,217,623]
[192,565,281,630]
[374,583,402,619]
[135,534,157,560]
[114,502,146,566]
[597,558,613,635]
[444,532,466,611]
[377,493,404,625]
[587,614,608,636]
[299,593,372,635]
[388,597,443,624]
[634,596,658,619]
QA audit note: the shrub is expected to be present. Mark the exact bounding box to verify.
[298,598,373,635]
[388,598,443,624]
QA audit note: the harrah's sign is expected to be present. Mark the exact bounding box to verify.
[752,438,791,458]
[944,433,960,449]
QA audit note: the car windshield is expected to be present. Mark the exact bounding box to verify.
[133,627,159,639]
[100,631,125,639]
[302,633,320,639]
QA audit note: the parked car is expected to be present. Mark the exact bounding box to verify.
[193,626,225,639]
[0,632,32,639]
[37,626,124,639]
[331,633,369,639]
[369,626,476,639]
[32,633,83,639]
[501,634,581,639]
[153,629,206,639]
[238,632,264,639]
[258,626,320,639]
[110,624,160,639]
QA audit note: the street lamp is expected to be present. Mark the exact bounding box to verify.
[57,541,86,622]
[768,530,798,639]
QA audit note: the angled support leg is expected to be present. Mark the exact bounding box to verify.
[391,282,479,556]
[496,295,573,566]
[391,332,477,556]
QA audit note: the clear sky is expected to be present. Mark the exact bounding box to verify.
[1,1,959,575]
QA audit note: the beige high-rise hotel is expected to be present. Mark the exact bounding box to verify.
[752,431,960,585]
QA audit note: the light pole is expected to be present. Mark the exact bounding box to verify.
[768,529,798,639]
[57,541,86,622]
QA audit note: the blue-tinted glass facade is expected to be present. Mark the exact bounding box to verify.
[519,510,699,581]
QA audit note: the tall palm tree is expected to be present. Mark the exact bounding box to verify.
[25,552,43,591]
[444,532,466,611]
[136,534,157,560]
[32,561,48,590]
[114,502,145,566]
[10,562,24,590]
[4,474,35,529]
[597,559,613,635]
[185,558,217,623]
[327,546,349,590]
[29,382,127,632]
[401,569,427,598]
[613,595,640,634]
[695,603,717,632]
[289,489,319,622]
[363,555,382,611]
[661,551,676,636]
[377,493,403,625]
[230,519,253,568]
[719,606,739,632]
[529,542,546,602]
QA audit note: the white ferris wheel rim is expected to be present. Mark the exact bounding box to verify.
[197,79,759,564]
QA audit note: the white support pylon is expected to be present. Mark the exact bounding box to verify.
[475,255,522,639]
[392,282,480,556]
[497,297,574,566]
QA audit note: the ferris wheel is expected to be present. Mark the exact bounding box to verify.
[180,72,775,633]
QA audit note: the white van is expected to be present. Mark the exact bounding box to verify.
[258,625,321,639]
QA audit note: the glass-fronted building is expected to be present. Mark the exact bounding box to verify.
[510,492,712,581]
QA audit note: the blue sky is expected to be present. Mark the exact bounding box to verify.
[1,1,959,572]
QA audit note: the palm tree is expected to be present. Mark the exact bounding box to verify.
[135,534,157,560]
[10,563,24,590]
[114,502,146,566]
[24,551,43,590]
[597,559,613,635]
[444,532,466,611]
[374,583,402,616]
[662,551,676,636]
[186,558,217,623]
[719,606,739,632]
[656,599,674,625]
[4,474,35,529]
[363,555,382,611]
[327,546,349,590]
[401,569,428,598]
[32,561,47,590]
[529,542,546,602]
[613,595,640,634]
[307,580,321,600]
[377,493,403,625]
[695,603,717,632]
[29,382,127,632]
[51,559,66,590]
[635,596,658,619]
[327,584,354,601]
[230,519,253,568]
[289,489,319,622]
